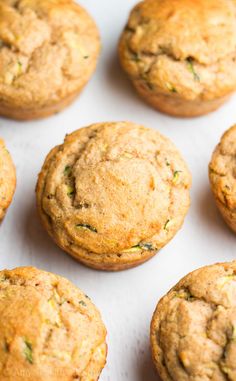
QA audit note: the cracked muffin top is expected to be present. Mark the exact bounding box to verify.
[119,0,236,101]
[0,139,16,220]
[0,0,100,113]
[209,125,236,232]
[151,261,236,381]
[36,122,191,269]
[0,267,107,381]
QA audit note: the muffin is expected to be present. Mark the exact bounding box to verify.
[119,0,236,117]
[0,0,100,120]
[36,121,191,271]
[209,125,236,233]
[0,266,107,380]
[0,139,16,220]
[151,261,236,381]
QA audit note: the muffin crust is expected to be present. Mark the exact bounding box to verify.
[0,267,107,380]
[36,122,191,271]
[0,0,100,120]
[119,0,236,117]
[0,139,16,220]
[209,125,236,233]
[151,261,236,381]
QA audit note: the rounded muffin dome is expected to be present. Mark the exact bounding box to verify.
[209,125,236,233]
[36,122,191,271]
[0,0,100,120]
[0,267,107,381]
[119,0,236,117]
[0,139,16,220]
[151,261,236,381]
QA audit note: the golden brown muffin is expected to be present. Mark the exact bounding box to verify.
[0,0,100,120]
[0,266,107,381]
[209,125,236,233]
[36,121,191,271]
[151,261,236,381]
[119,0,236,117]
[0,139,16,220]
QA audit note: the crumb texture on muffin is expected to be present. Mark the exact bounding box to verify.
[36,122,191,270]
[119,0,236,115]
[209,125,236,233]
[0,267,107,380]
[0,0,100,119]
[151,261,236,381]
[0,139,16,220]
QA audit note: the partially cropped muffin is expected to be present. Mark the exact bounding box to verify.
[209,125,236,233]
[119,0,236,117]
[0,139,16,220]
[0,267,107,381]
[151,261,236,381]
[0,0,100,120]
[36,121,191,271]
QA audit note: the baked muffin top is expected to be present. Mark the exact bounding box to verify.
[209,125,236,216]
[0,0,100,110]
[119,0,236,100]
[0,267,107,381]
[0,139,16,220]
[36,122,191,257]
[151,261,236,381]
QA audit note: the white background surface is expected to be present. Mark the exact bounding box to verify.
[0,1,236,380]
